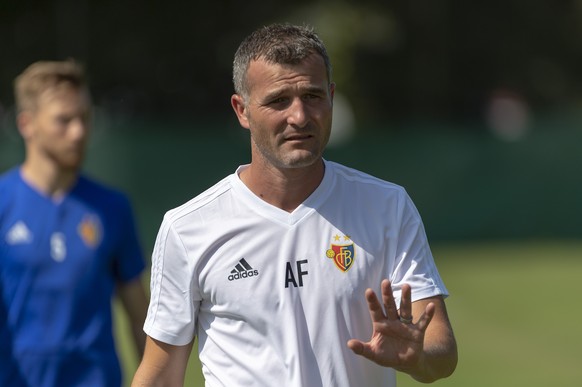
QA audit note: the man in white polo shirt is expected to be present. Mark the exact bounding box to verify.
[133,23,458,387]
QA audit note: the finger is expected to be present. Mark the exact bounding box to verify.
[380,279,399,320]
[399,283,413,322]
[347,339,373,361]
[346,339,364,355]
[365,288,387,322]
[415,302,436,332]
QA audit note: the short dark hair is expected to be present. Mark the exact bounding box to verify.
[232,23,332,99]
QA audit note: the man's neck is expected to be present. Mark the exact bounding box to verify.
[239,159,325,213]
[20,158,78,199]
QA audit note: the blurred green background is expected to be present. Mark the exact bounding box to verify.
[2,1,582,386]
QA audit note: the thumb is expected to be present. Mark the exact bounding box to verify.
[348,340,378,363]
[347,339,366,356]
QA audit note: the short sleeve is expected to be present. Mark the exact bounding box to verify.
[389,190,448,306]
[143,215,199,346]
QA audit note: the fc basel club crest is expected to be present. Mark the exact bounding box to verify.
[78,214,102,248]
[326,234,355,272]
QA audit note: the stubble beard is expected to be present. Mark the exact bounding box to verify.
[251,133,325,170]
[46,145,85,172]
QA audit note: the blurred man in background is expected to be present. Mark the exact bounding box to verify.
[133,23,457,386]
[0,60,148,386]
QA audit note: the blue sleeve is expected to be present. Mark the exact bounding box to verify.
[112,194,146,283]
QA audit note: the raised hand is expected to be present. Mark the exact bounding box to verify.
[347,279,436,374]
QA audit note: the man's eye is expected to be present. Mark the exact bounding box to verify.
[265,98,290,109]
[304,94,321,100]
[56,116,70,125]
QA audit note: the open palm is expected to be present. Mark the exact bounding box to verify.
[347,280,435,373]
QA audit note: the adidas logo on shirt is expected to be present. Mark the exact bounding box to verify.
[228,258,259,281]
[5,221,33,245]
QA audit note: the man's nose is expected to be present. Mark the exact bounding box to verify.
[68,118,89,141]
[286,98,308,127]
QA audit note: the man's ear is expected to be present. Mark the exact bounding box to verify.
[16,111,34,140]
[231,94,250,130]
[329,82,336,103]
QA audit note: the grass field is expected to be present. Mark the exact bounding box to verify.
[115,240,582,386]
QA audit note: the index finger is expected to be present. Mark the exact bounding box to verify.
[365,288,387,322]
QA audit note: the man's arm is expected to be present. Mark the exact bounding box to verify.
[132,336,194,386]
[117,277,149,357]
[408,295,457,382]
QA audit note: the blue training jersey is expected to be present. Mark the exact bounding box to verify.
[0,167,145,387]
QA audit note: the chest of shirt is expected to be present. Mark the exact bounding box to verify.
[1,195,113,291]
[186,215,397,319]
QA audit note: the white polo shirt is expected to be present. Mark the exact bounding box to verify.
[144,160,448,387]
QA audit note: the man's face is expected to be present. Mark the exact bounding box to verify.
[232,53,335,170]
[21,86,91,171]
